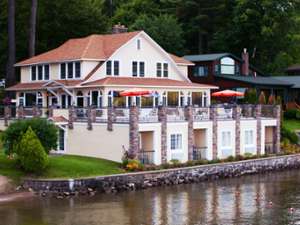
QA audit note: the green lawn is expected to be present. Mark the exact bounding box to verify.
[0,150,123,182]
[283,119,300,132]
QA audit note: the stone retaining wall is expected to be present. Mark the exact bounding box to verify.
[23,154,300,195]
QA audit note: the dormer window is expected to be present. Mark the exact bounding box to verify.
[60,61,81,79]
[106,60,119,76]
[220,57,235,75]
[31,64,50,81]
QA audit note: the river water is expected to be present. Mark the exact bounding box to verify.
[1,170,300,225]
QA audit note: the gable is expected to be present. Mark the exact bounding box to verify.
[84,31,189,83]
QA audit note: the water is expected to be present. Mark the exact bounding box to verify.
[1,170,300,225]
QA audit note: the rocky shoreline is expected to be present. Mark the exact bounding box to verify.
[21,154,300,199]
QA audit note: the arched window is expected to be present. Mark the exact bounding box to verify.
[76,91,84,107]
[203,92,208,107]
[19,92,24,106]
[108,91,113,107]
[220,57,235,75]
[98,91,103,108]
[162,92,167,106]
[180,92,185,107]
[37,92,43,107]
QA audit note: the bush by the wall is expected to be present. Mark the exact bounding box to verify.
[284,109,299,119]
[2,118,58,155]
[16,127,49,173]
[243,88,257,104]
[281,126,299,144]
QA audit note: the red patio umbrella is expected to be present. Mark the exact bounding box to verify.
[119,88,153,97]
[212,89,244,97]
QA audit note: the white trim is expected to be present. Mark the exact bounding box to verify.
[15,58,104,67]
[56,125,67,153]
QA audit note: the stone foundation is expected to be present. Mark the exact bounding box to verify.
[23,154,300,195]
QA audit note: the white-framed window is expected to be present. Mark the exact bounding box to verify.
[89,90,102,107]
[156,63,162,77]
[60,61,81,79]
[106,60,119,76]
[221,131,231,148]
[19,92,25,106]
[132,61,145,77]
[245,130,254,146]
[193,66,208,77]
[31,64,50,81]
[170,134,182,150]
[220,57,235,75]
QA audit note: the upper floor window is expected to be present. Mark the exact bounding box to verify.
[60,61,81,79]
[132,61,138,77]
[31,64,50,81]
[132,61,145,77]
[163,63,168,77]
[193,66,208,77]
[220,57,235,75]
[114,61,119,76]
[156,63,162,77]
[106,60,119,76]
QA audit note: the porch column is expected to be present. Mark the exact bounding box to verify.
[129,106,139,158]
[158,106,167,163]
[255,105,262,155]
[185,106,194,160]
[87,107,92,130]
[107,107,115,131]
[233,105,241,156]
[210,106,218,160]
[48,105,54,118]
[68,105,75,129]
[4,106,11,127]
[17,106,24,119]
[273,105,281,154]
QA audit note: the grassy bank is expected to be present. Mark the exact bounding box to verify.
[283,119,300,132]
[0,150,123,182]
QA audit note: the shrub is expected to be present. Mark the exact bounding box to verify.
[125,159,144,171]
[281,127,299,144]
[170,159,180,165]
[296,110,300,120]
[284,109,299,119]
[16,127,49,173]
[244,88,257,104]
[258,91,266,104]
[2,118,58,155]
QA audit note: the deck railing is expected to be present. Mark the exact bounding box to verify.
[166,107,185,122]
[192,146,207,160]
[193,107,210,121]
[139,108,158,123]
[137,150,155,164]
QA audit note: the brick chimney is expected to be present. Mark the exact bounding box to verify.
[241,48,249,76]
[112,23,128,34]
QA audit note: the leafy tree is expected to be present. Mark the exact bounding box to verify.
[130,14,184,55]
[243,88,257,104]
[16,127,49,173]
[2,118,58,155]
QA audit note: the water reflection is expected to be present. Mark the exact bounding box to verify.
[1,171,300,225]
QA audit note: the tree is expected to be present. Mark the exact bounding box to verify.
[28,0,37,57]
[16,127,49,173]
[2,118,58,155]
[6,0,16,88]
[130,14,184,55]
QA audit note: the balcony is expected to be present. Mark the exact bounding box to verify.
[137,150,155,164]
[192,146,207,160]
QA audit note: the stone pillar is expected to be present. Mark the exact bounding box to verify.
[107,107,115,131]
[233,105,241,156]
[210,106,218,160]
[255,105,262,155]
[87,107,93,130]
[68,106,75,129]
[185,106,194,160]
[48,106,54,118]
[17,106,24,119]
[158,106,167,163]
[4,106,11,127]
[129,106,139,158]
[273,105,281,154]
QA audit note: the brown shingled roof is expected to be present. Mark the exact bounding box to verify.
[82,77,217,89]
[6,80,82,91]
[169,53,194,65]
[15,31,141,66]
